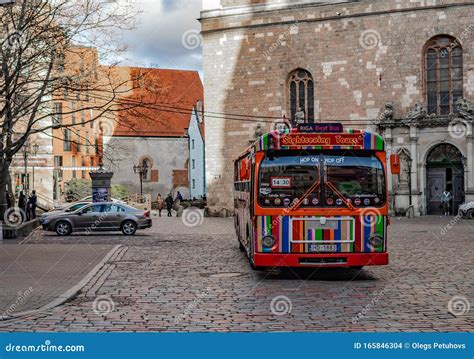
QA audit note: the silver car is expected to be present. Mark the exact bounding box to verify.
[40,202,91,222]
[41,202,152,236]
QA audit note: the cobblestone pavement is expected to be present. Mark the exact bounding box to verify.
[1,214,473,332]
[0,243,114,317]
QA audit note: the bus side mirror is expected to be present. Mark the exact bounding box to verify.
[390,154,401,175]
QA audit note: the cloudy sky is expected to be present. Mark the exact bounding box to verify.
[109,0,203,76]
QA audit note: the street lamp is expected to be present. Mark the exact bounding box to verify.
[407,156,413,207]
[31,143,39,191]
[22,141,29,194]
[461,155,468,198]
[133,162,148,196]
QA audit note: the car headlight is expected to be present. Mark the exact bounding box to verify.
[369,234,383,248]
[262,235,276,249]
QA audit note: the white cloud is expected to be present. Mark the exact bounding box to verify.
[105,0,202,74]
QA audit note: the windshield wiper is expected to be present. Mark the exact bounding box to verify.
[288,180,320,212]
[326,181,355,211]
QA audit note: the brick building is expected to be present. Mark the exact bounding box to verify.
[200,0,474,215]
[10,46,104,208]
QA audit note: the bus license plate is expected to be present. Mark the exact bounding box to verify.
[309,244,337,253]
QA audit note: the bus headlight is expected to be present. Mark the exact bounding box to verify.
[369,235,383,248]
[262,235,276,249]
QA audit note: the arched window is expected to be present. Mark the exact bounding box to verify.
[288,69,315,123]
[427,143,463,165]
[139,156,153,182]
[424,36,463,116]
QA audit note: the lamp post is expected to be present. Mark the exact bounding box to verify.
[133,162,148,196]
[407,156,413,207]
[22,141,29,195]
[461,155,468,199]
[31,143,39,191]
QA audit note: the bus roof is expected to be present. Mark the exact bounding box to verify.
[238,127,385,159]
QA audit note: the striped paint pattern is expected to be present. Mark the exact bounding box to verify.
[256,215,386,254]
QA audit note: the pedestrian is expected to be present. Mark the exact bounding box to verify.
[165,193,174,217]
[156,193,165,217]
[176,191,184,202]
[440,188,452,217]
[18,191,27,221]
[27,190,37,220]
[18,190,26,210]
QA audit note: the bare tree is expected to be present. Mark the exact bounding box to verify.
[0,0,141,216]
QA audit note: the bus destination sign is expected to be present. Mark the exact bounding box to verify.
[298,123,344,133]
[280,133,364,148]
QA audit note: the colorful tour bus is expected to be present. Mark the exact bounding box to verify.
[234,123,399,270]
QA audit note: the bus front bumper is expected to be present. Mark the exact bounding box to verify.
[254,252,388,268]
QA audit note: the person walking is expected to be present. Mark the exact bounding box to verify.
[440,189,452,217]
[18,191,29,221]
[165,194,174,217]
[156,193,165,217]
[176,191,184,202]
[27,190,38,220]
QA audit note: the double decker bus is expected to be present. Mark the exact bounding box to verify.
[234,123,399,270]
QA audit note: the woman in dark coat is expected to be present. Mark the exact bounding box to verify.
[165,194,174,217]
[18,191,27,221]
[18,191,26,211]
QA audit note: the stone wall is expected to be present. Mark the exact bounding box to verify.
[103,137,190,200]
[201,0,474,210]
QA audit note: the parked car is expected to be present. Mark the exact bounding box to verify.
[41,202,152,236]
[79,196,125,204]
[458,202,474,219]
[53,197,124,211]
[40,202,91,222]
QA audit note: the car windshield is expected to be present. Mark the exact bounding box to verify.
[258,153,386,208]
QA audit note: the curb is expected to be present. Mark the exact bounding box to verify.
[0,245,123,323]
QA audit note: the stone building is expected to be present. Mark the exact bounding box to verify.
[200,0,474,215]
[104,68,203,201]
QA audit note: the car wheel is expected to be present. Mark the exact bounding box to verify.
[467,209,474,219]
[55,221,72,236]
[121,220,137,236]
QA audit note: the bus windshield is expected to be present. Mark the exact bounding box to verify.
[258,154,386,208]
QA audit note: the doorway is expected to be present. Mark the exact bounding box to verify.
[426,144,465,215]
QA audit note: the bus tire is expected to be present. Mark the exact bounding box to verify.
[349,266,364,270]
[239,241,246,252]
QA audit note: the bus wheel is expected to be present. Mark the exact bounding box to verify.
[239,241,246,252]
[349,266,364,270]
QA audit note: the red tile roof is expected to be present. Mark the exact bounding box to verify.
[114,68,203,137]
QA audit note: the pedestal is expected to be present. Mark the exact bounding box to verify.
[89,165,114,203]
